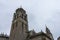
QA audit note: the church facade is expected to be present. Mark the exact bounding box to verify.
[0,7,55,40]
[9,7,54,40]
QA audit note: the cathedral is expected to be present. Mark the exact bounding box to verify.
[0,7,55,40]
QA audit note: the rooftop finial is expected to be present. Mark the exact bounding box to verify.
[45,24,47,27]
[20,5,22,8]
[41,30,43,33]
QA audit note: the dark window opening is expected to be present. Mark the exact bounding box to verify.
[24,15,27,21]
[21,14,23,18]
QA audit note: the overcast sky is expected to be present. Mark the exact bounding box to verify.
[0,0,60,40]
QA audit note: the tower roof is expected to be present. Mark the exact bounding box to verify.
[16,7,26,13]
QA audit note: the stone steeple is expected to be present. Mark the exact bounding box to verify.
[9,7,28,40]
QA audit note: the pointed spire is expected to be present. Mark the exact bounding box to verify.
[45,25,51,34]
[45,25,54,40]
[41,30,43,33]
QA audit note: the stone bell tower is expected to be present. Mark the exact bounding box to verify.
[9,7,28,40]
